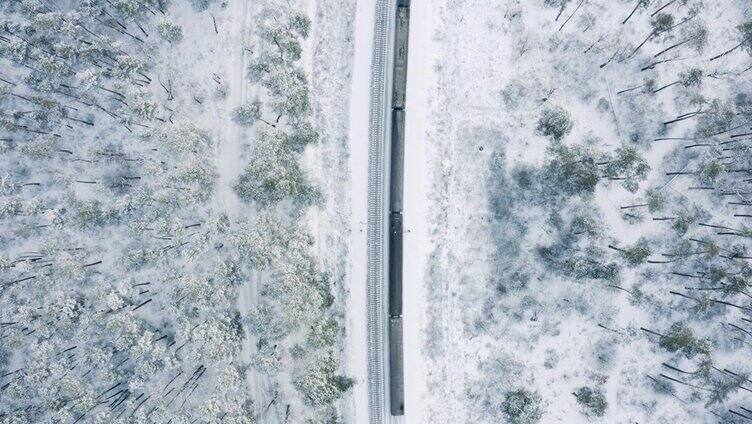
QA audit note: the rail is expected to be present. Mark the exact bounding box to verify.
[366,0,392,422]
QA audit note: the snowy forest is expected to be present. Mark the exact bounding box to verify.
[0,0,353,423]
[9,0,752,422]
[422,0,752,422]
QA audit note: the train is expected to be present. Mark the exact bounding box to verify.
[388,0,409,417]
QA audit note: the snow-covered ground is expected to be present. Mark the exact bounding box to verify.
[158,1,277,417]
[345,0,375,421]
[402,0,430,422]
[416,0,752,422]
[0,0,356,422]
[8,0,752,422]
[305,0,360,420]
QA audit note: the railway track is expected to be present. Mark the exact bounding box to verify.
[366,0,391,422]
[367,0,410,422]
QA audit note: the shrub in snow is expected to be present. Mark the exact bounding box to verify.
[157,19,184,43]
[294,353,354,406]
[536,106,573,142]
[511,164,540,193]
[573,386,607,417]
[189,0,217,11]
[601,146,649,193]
[613,238,652,267]
[650,375,675,395]
[232,101,263,126]
[153,121,213,154]
[658,322,711,358]
[706,372,750,406]
[502,389,544,424]
[494,265,532,295]
[233,130,318,205]
[559,249,619,281]
[267,66,311,119]
[286,121,320,152]
[593,337,617,366]
[543,143,598,197]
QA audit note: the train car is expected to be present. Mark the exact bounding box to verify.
[392,5,410,110]
[390,109,405,213]
[389,316,405,416]
[388,0,410,417]
[389,212,403,317]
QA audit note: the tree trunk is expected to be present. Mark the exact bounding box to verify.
[710,42,743,61]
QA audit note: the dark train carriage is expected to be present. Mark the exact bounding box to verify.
[387,0,410,418]
[390,109,405,213]
[392,5,410,110]
[389,316,405,416]
[388,212,403,317]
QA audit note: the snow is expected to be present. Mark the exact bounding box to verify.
[213,0,275,417]
[345,0,375,421]
[414,0,752,422]
[1,0,360,421]
[150,0,277,416]
[7,0,752,422]
[305,0,359,419]
[402,0,430,422]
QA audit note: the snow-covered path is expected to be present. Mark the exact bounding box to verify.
[213,0,274,421]
[223,0,261,417]
[215,0,245,223]
[160,0,276,419]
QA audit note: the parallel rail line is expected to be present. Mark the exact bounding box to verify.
[368,0,410,421]
[366,0,391,422]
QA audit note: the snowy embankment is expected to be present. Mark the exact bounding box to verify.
[305,0,359,420]
[402,0,430,422]
[345,0,376,421]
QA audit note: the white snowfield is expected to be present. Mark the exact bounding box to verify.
[402,0,430,422]
[415,0,752,423]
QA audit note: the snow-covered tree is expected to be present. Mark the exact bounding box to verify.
[536,105,573,142]
[573,386,607,417]
[157,18,184,43]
